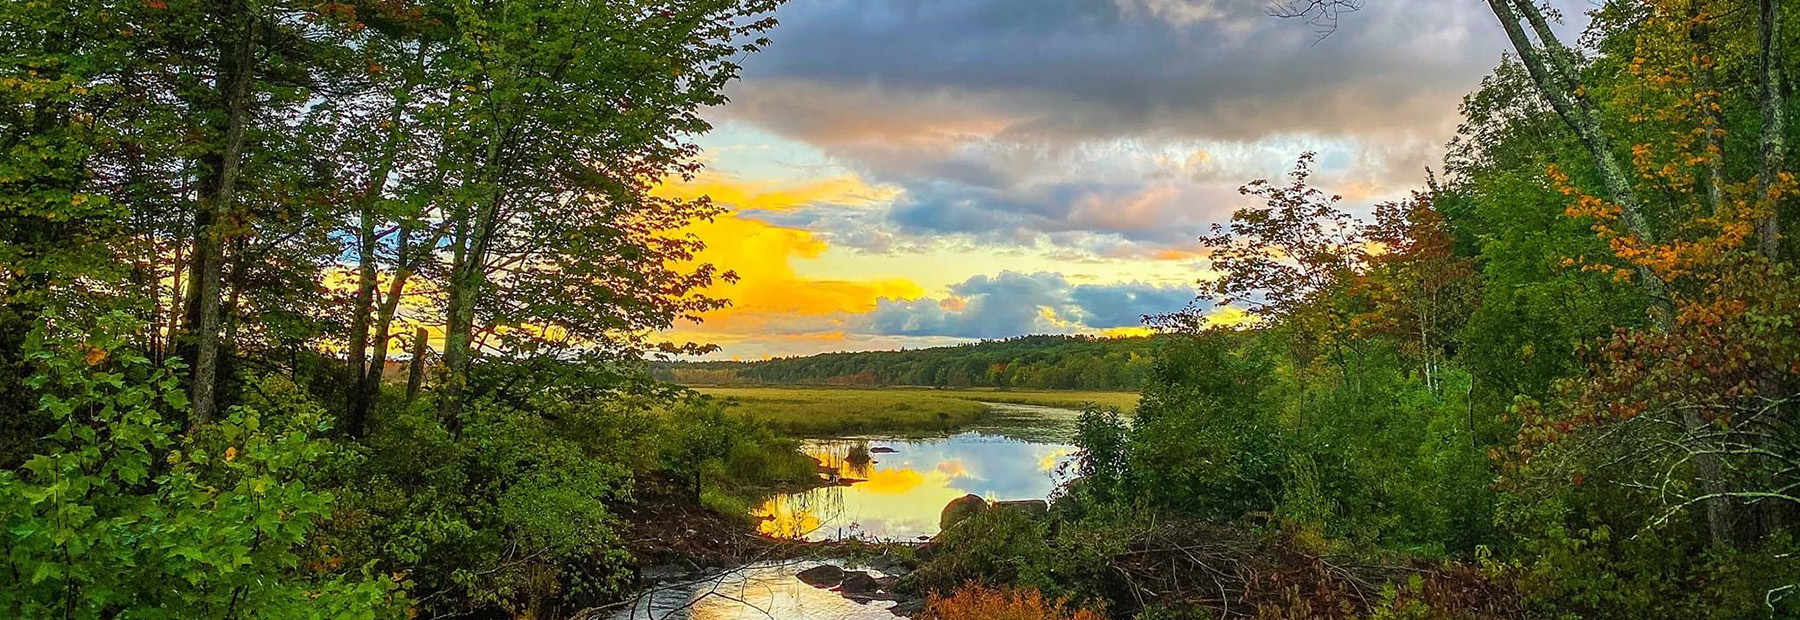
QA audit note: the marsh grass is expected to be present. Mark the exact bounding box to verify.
[691,386,1138,436]
[934,388,1139,413]
[693,386,989,436]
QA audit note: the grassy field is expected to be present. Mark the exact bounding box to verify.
[692,386,1138,437]
[930,387,1139,413]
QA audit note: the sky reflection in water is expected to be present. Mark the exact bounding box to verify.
[757,433,1076,541]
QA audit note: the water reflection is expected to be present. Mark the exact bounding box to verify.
[756,432,1076,541]
[607,561,901,620]
[623,402,1089,620]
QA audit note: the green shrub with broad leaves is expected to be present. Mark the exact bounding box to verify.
[0,313,404,619]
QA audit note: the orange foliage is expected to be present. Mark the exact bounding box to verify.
[924,585,1107,620]
[1497,1,1800,502]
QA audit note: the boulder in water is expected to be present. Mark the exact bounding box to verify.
[939,494,988,530]
[795,564,845,588]
[838,570,879,594]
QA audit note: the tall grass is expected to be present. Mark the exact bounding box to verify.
[694,386,992,436]
[692,386,1138,436]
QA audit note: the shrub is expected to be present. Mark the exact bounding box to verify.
[903,509,1054,596]
[0,315,403,619]
[925,584,1106,620]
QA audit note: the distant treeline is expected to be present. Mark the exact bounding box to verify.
[657,335,1157,390]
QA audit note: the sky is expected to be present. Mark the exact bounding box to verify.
[662,0,1590,360]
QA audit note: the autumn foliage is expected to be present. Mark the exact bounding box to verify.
[925,585,1107,620]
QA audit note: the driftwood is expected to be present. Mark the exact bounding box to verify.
[1098,519,1524,619]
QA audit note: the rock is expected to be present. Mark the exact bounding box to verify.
[939,493,989,530]
[874,576,899,591]
[993,499,1049,518]
[865,553,913,575]
[795,564,845,588]
[869,446,898,453]
[890,598,928,617]
[838,571,879,594]
[914,541,938,561]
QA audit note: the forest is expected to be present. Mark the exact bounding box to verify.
[1,1,819,618]
[656,335,1158,390]
[3,0,1800,619]
[922,1,1800,618]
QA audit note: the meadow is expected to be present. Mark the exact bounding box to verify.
[691,386,1139,436]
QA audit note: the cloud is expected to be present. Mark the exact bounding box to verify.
[668,212,924,347]
[1071,281,1198,328]
[658,0,1598,356]
[697,0,1597,254]
[859,271,1196,338]
[655,169,900,212]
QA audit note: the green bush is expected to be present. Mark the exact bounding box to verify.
[0,315,403,619]
[325,393,635,618]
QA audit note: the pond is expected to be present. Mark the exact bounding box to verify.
[755,431,1076,541]
[605,402,1084,620]
[604,560,904,620]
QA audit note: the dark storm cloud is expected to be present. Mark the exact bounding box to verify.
[732,0,1535,143]
[858,271,1197,337]
[713,0,1592,251]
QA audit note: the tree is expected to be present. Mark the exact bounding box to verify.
[1357,193,1480,395]
[1169,153,1369,385]
[429,0,775,418]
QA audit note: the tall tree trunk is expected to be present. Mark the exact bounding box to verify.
[1488,0,1671,318]
[1759,0,1787,261]
[344,77,411,429]
[344,221,377,424]
[437,232,474,420]
[1692,0,1725,214]
[351,254,412,436]
[186,7,257,427]
[437,129,506,420]
[1754,0,1790,542]
[1486,0,1733,546]
[405,326,429,405]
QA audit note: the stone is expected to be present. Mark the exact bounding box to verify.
[914,541,938,561]
[993,499,1049,517]
[795,564,845,588]
[838,570,879,594]
[939,493,988,530]
[890,599,928,617]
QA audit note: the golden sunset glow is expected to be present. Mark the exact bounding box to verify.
[673,213,924,343]
[655,170,901,212]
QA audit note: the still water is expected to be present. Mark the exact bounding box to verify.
[755,431,1076,541]
[605,560,903,620]
[606,402,1082,620]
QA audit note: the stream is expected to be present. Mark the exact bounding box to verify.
[606,402,1082,620]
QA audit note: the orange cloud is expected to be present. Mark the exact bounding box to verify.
[1205,306,1257,327]
[656,170,899,212]
[934,460,971,479]
[860,467,927,495]
[652,166,922,354]
[1153,247,1210,261]
[650,188,923,357]
[1100,326,1155,338]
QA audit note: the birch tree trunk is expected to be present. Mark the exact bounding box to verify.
[1484,0,1733,546]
